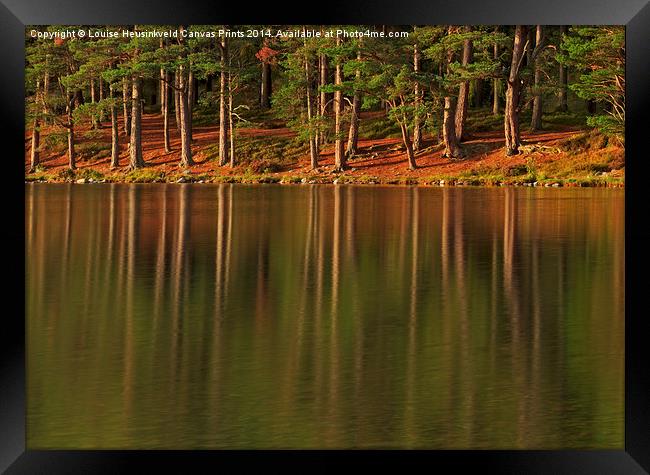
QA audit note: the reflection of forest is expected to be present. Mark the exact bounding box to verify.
[26,184,624,449]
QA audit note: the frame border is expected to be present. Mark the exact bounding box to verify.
[3,1,649,472]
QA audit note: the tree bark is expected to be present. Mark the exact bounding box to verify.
[163,69,171,153]
[228,63,235,168]
[260,61,271,109]
[90,77,98,129]
[187,67,194,142]
[178,64,194,168]
[558,25,568,112]
[129,77,144,169]
[455,27,473,141]
[443,96,462,158]
[219,35,229,166]
[333,36,346,172]
[530,25,543,131]
[493,38,500,115]
[412,42,422,151]
[30,79,40,172]
[399,103,417,170]
[99,76,106,122]
[174,70,181,133]
[304,35,319,169]
[346,47,362,157]
[30,116,40,172]
[122,77,131,137]
[110,85,119,168]
[504,25,527,156]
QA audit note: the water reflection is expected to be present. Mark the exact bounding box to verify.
[26,184,624,449]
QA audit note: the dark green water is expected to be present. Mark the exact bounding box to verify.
[26,183,624,449]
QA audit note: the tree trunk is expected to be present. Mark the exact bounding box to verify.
[219,35,229,166]
[260,61,271,109]
[174,70,181,133]
[110,85,119,168]
[443,96,462,158]
[304,36,319,170]
[163,69,171,153]
[187,67,194,142]
[30,116,39,172]
[129,77,144,169]
[493,39,500,115]
[90,77,98,129]
[504,25,527,156]
[399,106,417,170]
[333,37,346,172]
[412,42,422,151]
[178,65,194,168]
[346,48,362,157]
[67,121,75,170]
[99,76,106,122]
[530,25,543,131]
[122,77,131,137]
[455,27,473,142]
[228,66,235,168]
[558,25,568,112]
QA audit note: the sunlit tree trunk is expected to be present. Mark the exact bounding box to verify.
[455,27,473,141]
[304,34,319,169]
[174,69,181,133]
[30,79,40,172]
[178,63,194,168]
[110,84,119,168]
[493,35,500,115]
[346,47,362,157]
[219,34,229,166]
[558,25,568,112]
[530,25,543,131]
[122,77,131,137]
[187,67,194,142]
[129,76,144,169]
[504,25,527,156]
[162,69,171,153]
[333,36,346,172]
[412,41,422,151]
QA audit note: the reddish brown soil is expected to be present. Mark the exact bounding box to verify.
[25,111,587,178]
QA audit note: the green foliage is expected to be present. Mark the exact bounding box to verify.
[558,27,624,139]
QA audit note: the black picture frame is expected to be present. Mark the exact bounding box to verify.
[3,1,649,472]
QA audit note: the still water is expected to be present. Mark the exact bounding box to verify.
[26,184,624,449]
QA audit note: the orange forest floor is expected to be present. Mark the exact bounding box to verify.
[25,111,625,187]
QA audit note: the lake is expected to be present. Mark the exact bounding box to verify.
[25,183,624,449]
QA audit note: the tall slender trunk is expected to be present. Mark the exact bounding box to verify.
[493,38,500,115]
[319,46,329,146]
[260,61,271,109]
[163,69,171,152]
[174,70,181,133]
[304,34,319,169]
[129,76,144,169]
[90,77,98,129]
[558,25,568,112]
[412,42,422,151]
[228,67,235,168]
[178,64,194,168]
[219,35,229,166]
[346,47,362,157]
[110,85,119,168]
[42,70,49,125]
[504,25,527,156]
[455,27,473,142]
[333,36,345,172]
[30,79,40,172]
[399,103,417,170]
[30,116,40,172]
[530,25,543,131]
[122,77,131,137]
[187,67,194,142]
[99,76,105,122]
